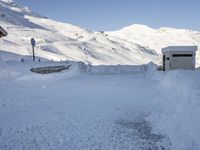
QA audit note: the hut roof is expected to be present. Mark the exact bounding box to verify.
[162,46,197,53]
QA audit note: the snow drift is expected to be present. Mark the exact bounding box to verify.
[148,70,200,150]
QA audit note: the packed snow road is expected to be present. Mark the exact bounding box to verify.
[0,61,200,150]
[0,72,170,149]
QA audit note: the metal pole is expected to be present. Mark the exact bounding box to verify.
[32,46,35,61]
[0,39,2,49]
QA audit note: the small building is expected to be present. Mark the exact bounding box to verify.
[0,26,8,38]
[162,46,197,71]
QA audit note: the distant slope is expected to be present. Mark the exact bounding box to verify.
[0,0,199,66]
[107,24,200,66]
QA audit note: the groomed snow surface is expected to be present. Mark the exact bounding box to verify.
[0,54,200,150]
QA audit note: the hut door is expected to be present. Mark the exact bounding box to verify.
[163,55,165,71]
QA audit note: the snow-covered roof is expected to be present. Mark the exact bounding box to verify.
[162,46,197,53]
[0,26,8,37]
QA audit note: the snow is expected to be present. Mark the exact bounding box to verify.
[0,0,158,65]
[0,53,200,149]
[107,24,200,67]
[162,46,197,53]
[0,59,171,150]
[88,64,145,74]
[0,0,13,3]
[1,1,200,149]
[149,70,200,150]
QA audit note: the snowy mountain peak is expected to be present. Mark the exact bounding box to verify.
[120,24,155,32]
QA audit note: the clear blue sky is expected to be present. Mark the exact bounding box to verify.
[14,0,200,31]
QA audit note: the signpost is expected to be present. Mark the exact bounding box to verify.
[31,38,36,61]
[0,39,2,49]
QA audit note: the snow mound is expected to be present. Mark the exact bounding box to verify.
[145,61,158,76]
[148,70,200,150]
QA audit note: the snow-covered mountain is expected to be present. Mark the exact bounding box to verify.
[107,24,200,66]
[0,0,199,66]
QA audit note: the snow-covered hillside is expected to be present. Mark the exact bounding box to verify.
[107,24,200,66]
[0,0,158,65]
[1,0,199,66]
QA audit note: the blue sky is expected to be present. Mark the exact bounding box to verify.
[14,0,200,31]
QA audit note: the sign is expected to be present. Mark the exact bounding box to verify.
[31,38,36,47]
[31,38,36,61]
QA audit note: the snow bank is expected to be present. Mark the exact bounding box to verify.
[0,50,25,62]
[149,70,200,150]
[16,62,83,81]
[0,61,82,82]
[161,70,200,89]
[145,61,158,77]
[0,50,148,81]
[88,64,145,74]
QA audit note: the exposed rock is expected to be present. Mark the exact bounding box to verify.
[30,65,71,74]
